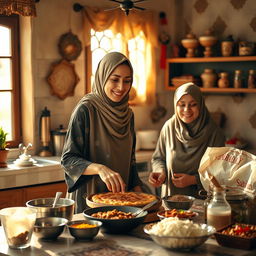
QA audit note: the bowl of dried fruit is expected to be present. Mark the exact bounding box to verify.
[157,209,199,220]
[214,223,256,250]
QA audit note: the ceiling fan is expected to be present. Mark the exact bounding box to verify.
[106,0,148,15]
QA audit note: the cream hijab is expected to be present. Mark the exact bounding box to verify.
[79,52,134,192]
[157,82,225,197]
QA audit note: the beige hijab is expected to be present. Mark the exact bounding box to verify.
[79,52,134,192]
[153,82,225,197]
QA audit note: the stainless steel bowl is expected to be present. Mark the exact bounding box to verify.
[67,219,102,240]
[34,217,68,240]
[163,195,195,210]
[26,198,75,220]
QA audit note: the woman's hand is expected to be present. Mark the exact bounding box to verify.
[172,173,196,188]
[84,163,126,193]
[148,172,166,187]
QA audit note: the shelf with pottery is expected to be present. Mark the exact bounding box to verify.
[165,56,256,93]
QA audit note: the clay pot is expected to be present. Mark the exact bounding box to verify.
[201,69,217,88]
[0,148,9,168]
[221,41,234,57]
[218,72,230,88]
[181,33,199,58]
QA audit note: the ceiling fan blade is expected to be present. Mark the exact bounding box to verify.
[133,0,148,3]
[108,0,122,3]
[134,6,146,10]
[104,6,120,11]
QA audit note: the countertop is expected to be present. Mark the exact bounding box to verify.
[0,151,154,190]
[0,211,254,256]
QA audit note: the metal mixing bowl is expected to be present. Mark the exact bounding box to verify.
[67,219,102,240]
[34,217,68,240]
[163,195,195,210]
[26,198,75,220]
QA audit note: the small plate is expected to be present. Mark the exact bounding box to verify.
[157,209,199,220]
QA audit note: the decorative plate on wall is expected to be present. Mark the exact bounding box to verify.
[58,31,82,61]
[47,59,80,100]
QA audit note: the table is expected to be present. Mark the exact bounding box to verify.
[0,211,255,256]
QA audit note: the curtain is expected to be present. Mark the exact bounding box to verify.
[0,0,36,16]
[82,6,158,104]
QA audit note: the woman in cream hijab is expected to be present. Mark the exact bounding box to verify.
[61,52,142,213]
[149,82,225,198]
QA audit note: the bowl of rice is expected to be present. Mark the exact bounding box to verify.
[144,217,215,250]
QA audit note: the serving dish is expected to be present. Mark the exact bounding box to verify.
[163,195,195,210]
[85,192,161,212]
[83,205,147,234]
[144,221,215,251]
[214,223,256,250]
[67,219,102,240]
[157,209,199,220]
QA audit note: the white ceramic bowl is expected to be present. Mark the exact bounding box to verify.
[144,222,215,250]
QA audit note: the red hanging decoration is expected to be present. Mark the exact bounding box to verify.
[159,12,170,69]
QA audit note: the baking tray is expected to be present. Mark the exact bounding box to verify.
[214,224,256,250]
[85,192,162,213]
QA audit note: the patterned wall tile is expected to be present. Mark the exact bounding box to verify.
[211,16,227,36]
[194,0,208,14]
[250,17,256,32]
[230,0,247,10]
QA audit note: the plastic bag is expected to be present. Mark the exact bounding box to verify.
[198,147,256,198]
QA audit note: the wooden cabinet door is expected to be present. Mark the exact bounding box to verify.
[23,182,67,204]
[0,188,24,209]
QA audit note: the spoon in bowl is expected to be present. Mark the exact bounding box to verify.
[52,191,62,208]
[132,199,158,217]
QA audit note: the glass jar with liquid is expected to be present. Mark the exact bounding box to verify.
[207,187,231,231]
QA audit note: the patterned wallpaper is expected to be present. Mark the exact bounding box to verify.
[175,0,256,147]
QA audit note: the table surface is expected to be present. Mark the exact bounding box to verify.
[0,202,255,256]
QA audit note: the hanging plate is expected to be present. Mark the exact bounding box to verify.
[47,59,80,100]
[58,31,82,61]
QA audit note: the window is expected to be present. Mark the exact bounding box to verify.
[0,15,21,147]
[89,29,147,104]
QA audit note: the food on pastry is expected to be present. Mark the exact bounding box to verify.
[91,192,157,206]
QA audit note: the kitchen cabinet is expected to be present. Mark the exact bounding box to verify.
[0,181,67,209]
[165,56,256,93]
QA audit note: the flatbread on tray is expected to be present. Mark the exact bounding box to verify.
[86,192,161,210]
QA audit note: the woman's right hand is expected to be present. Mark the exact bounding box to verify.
[96,164,126,193]
[148,172,166,187]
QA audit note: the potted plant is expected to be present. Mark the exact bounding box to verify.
[0,127,9,168]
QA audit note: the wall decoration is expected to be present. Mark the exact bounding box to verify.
[230,0,247,10]
[58,31,82,61]
[250,17,256,32]
[194,0,208,14]
[47,59,80,100]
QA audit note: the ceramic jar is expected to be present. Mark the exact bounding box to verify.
[218,72,229,88]
[181,33,199,58]
[221,36,234,57]
[247,69,256,88]
[201,68,217,88]
[233,70,243,88]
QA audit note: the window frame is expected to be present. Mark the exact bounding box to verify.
[0,15,21,147]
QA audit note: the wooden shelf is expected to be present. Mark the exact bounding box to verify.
[166,56,256,63]
[167,86,256,93]
[165,56,256,93]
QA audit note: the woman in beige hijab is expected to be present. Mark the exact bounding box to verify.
[149,82,225,198]
[61,52,142,213]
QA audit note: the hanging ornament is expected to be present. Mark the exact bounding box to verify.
[159,12,170,69]
[58,31,82,61]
